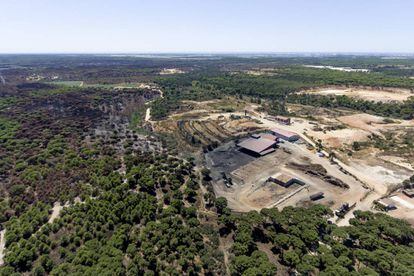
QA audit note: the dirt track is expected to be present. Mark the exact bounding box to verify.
[145,108,151,122]
[0,229,5,266]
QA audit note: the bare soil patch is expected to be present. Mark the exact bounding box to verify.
[337,113,393,134]
[386,192,414,226]
[303,87,413,102]
[311,128,370,148]
[159,68,186,75]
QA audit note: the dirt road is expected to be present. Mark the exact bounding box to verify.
[144,86,164,123]
[0,229,6,266]
[145,108,151,122]
[336,191,379,226]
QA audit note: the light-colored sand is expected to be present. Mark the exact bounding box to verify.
[304,65,370,72]
[312,128,370,148]
[48,202,64,224]
[386,193,414,225]
[338,113,389,134]
[380,156,414,171]
[159,68,185,75]
[346,159,412,194]
[259,114,369,148]
[391,195,414,209]
[145,107,151,122]
[303,87,413,102]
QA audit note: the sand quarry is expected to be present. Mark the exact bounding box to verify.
[303,87,413,102]
[205,109,413,216]
[157,98,414,224]
[207,141,368,212]
[294,113,414,188]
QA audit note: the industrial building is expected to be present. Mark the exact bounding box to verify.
[376,198,397,211]
[310,192,324,201]
[237,135,277,157]
[257,133,278,141]
[270,128,300,142]
[267,172,305,187]
[265,115,292,125]
[275,116,291,125]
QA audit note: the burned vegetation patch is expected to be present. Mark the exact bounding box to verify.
[0,84,158,218]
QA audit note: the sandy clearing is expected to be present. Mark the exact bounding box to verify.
[386,193,414,226]
[391,195,414,209]
[160,68,185,75]
[258,115,366,149]
[303,87,413,102]
[311,128,370,148]
[338,113,388,134]
[48,202,66,224]
[380,156,414,171]
[0,229,5,266]
[304,65,370,72]
[345,160,411,194]
[336,113,414,137]
[182,99,222,105]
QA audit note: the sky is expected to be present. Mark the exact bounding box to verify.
[1,0,413,53]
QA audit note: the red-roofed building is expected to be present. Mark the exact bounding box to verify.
[237,137,277,157]
[259,133,278,141]
[270,128,300,142]
[275,116,291,125]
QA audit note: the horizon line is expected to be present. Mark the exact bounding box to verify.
[1,51,414,56]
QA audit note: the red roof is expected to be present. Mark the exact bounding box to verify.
[259,133,278,141]
[237,138,277,154]
[276,116,290,121]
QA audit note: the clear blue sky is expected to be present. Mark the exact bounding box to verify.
[1,0,413,53]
